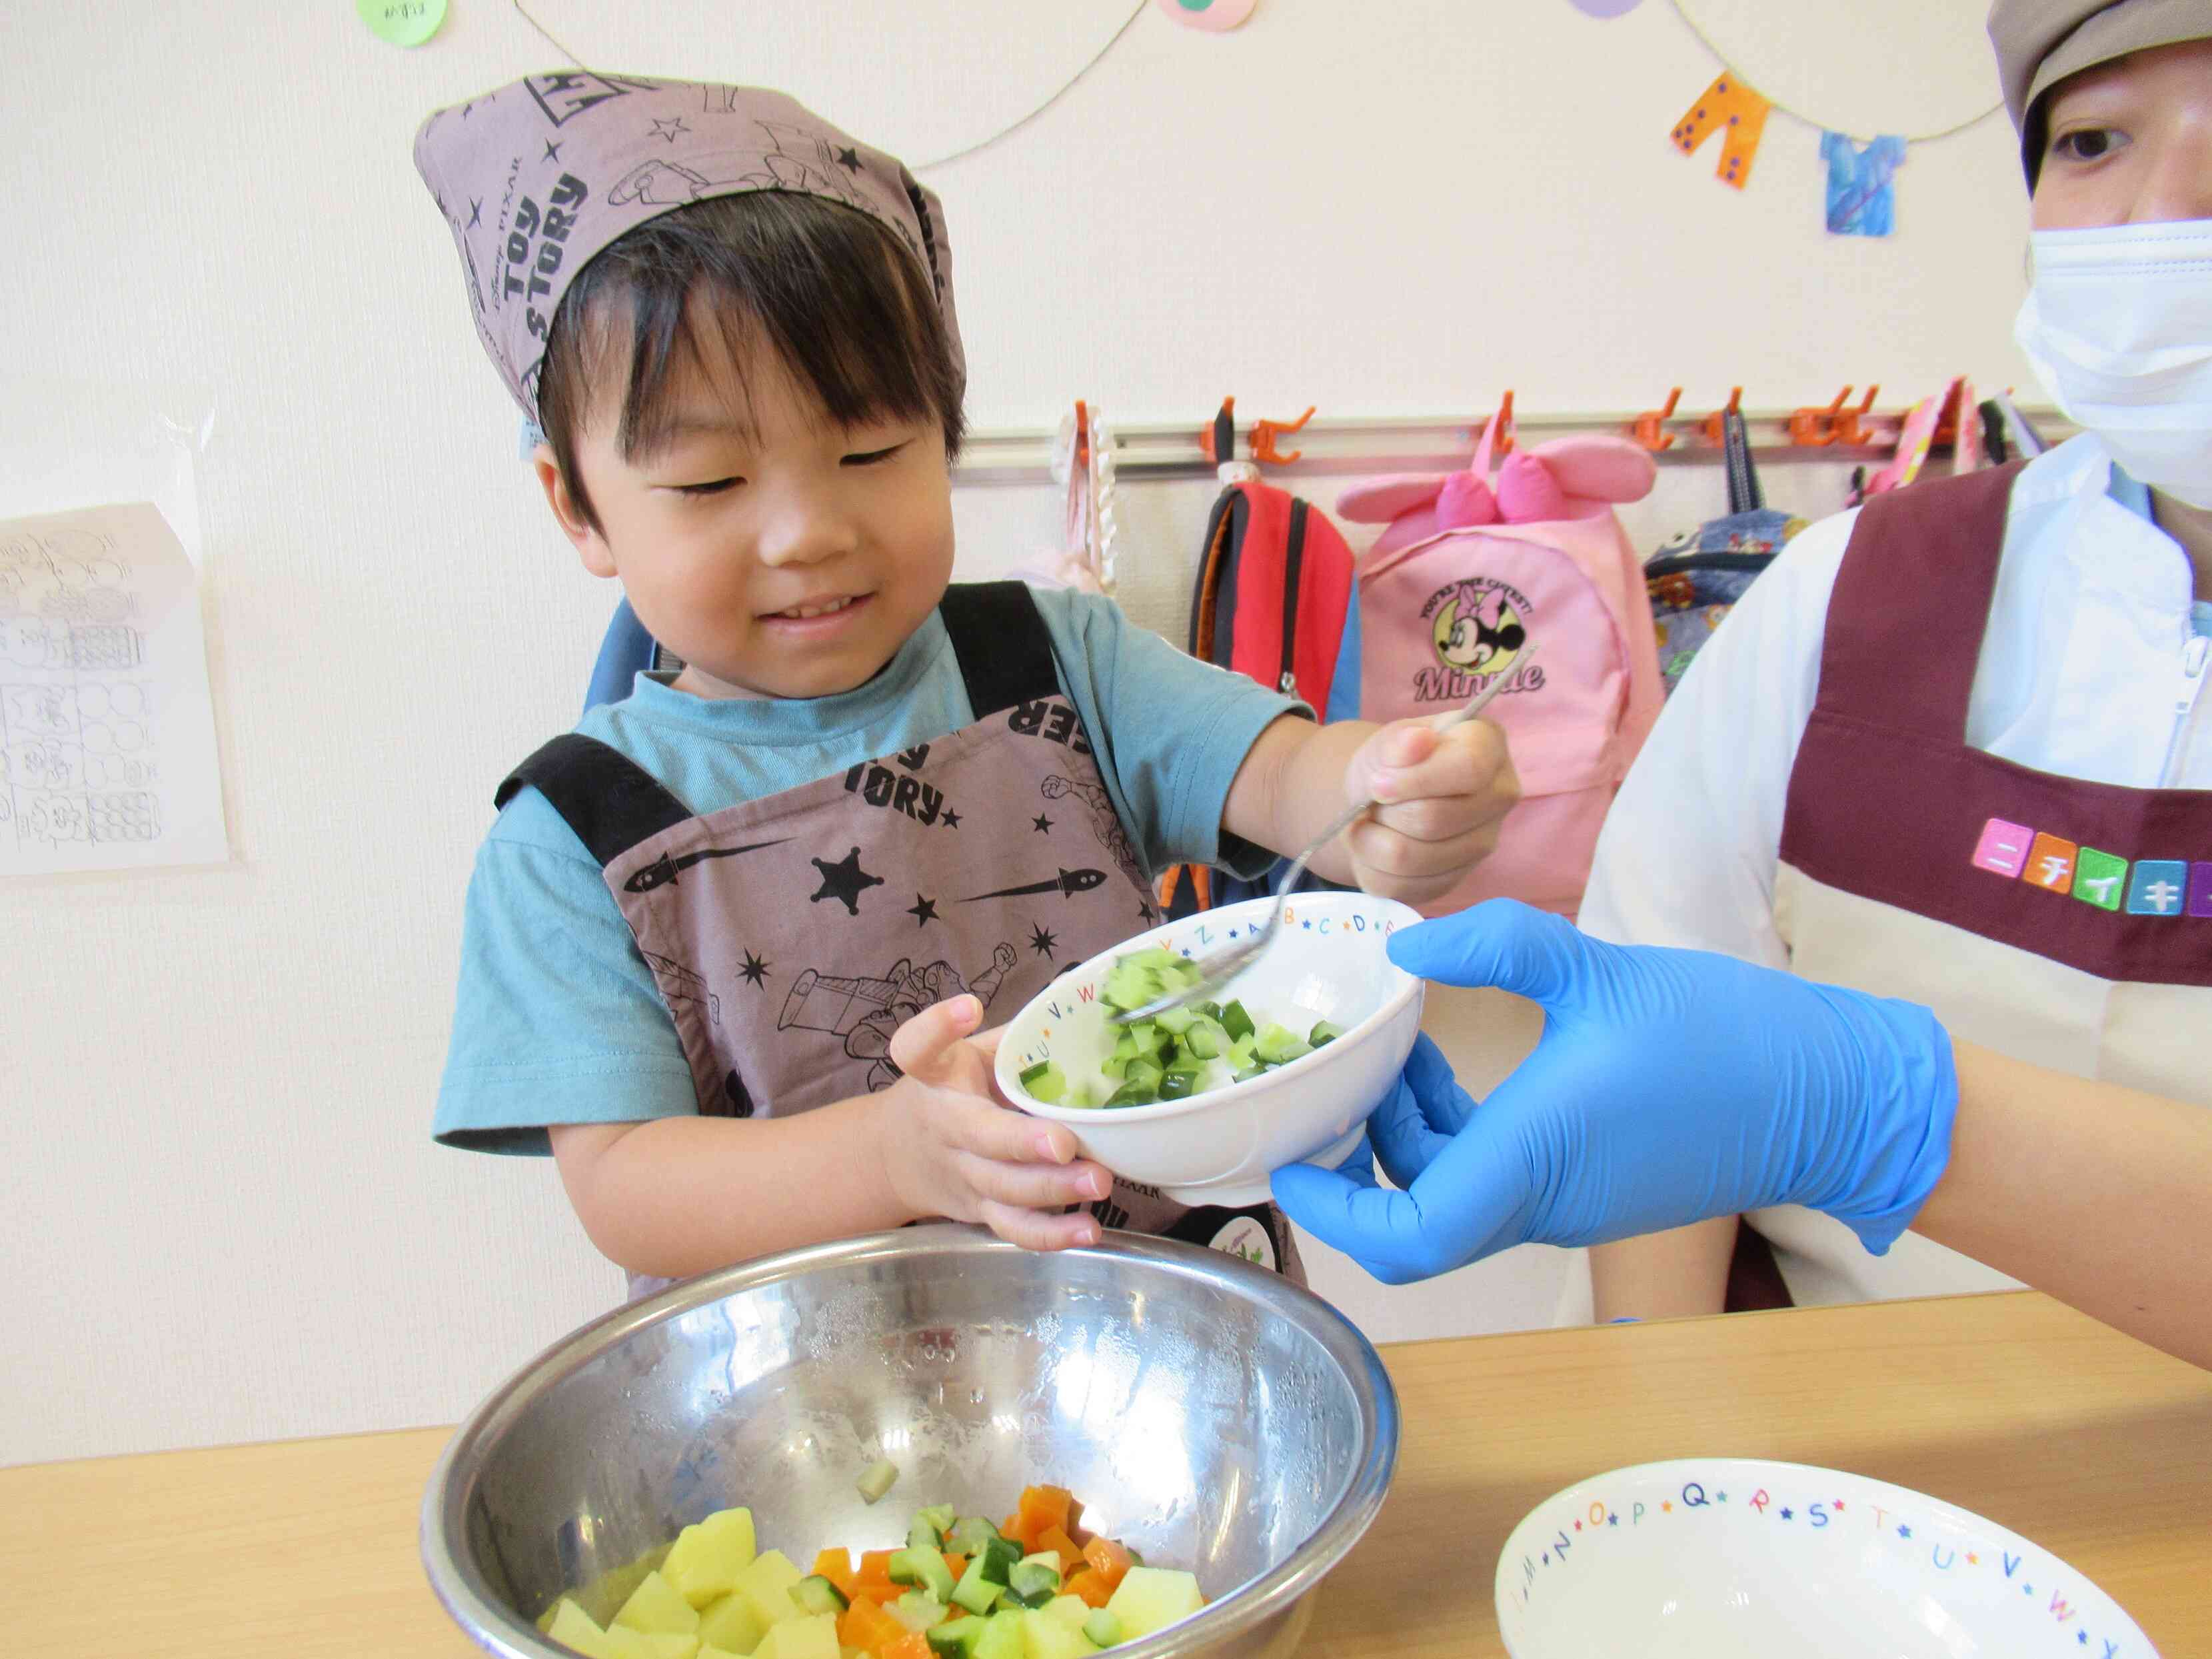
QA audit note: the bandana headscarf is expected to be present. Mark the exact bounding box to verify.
[414,73,962,417]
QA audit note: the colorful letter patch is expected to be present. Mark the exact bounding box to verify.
[2192,862,2212,919]
[1971,818,2033,879]
[2073,847,2128,911]
[2024,831,2077,894]
[2125,859,2189,917]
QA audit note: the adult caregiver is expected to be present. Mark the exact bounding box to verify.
[1268,900,2212,1372]
[1576,0,2212,1317]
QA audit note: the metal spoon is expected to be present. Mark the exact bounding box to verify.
[1110,640,1538,1026]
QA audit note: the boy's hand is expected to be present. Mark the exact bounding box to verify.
[1338,717,1519,906]
[877,995,1110,1251]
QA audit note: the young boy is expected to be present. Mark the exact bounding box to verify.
[416,77,1518,1294]
[1582,0,2212,1318]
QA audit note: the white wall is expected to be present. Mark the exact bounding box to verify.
[0,0,2030,1465]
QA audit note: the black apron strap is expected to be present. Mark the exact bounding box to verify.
[938,581,1062,715]
[495,733,696,868]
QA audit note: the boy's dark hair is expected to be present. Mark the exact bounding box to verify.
[537,191,966,529]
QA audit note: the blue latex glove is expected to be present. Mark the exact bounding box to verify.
[1271,900,1957,1286]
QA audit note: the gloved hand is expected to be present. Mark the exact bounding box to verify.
[1270,900,1957,1286]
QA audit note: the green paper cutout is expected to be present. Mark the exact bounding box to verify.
[357,0,445,47]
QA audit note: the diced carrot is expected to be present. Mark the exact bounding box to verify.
[1037,1526,1083,1573]
[838,1594,906,1654]
[1082,1536,1133,1594]
[1018,1485,1074,1538]
[1069,1568,1113,1608]
[883,1632,934,1659]
[942,1552,968,1581]
[812,1547,858,1599]
[854,1547,902,1604]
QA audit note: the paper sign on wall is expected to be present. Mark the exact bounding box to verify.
[0,503,229,875]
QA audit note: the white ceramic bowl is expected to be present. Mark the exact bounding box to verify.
[994,892,1425,1206]
[1495,1458,2158,1658]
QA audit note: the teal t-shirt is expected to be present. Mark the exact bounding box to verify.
[2195,601,2212,639]
[435,587,1302,1152]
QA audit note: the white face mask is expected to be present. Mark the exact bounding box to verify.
[2014,218,2212,511]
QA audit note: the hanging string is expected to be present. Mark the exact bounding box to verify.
[509,1,1150,173]
[1669,0,2002,143]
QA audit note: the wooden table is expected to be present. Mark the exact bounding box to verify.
[9,1292,2209,1656]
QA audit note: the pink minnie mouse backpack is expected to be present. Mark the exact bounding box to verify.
[1339,415,1664,917]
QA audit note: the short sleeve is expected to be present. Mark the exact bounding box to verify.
[1030,589,1307,881]
[433,791,698,1154]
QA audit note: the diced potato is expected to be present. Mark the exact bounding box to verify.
[734,1550,806,1630]
[665,1509,759,1608]
[548,1598,614,1658]
[753,1611,839,1659]
[616,1570,704,1635]
[1102,1568,1202,1640]
[640,1637,701,1659]
[1040,1595,1090,1630]
[700,1649,743,1659]
[698,1589,772,1655]
[1023,1611,1092,1659]
[601,1627,660,1659]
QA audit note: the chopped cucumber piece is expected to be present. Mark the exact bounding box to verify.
[947,1516,1002,1557]
[950,1552,1004,1616]
[1220,1000,1255,1042]
[1157,1069,1196,1101]
[791,1575,849,1616]
[1005,1556,1062,1609]
[918,1504,958,1538]
[928,1614,987,1657]
[1082,1610,1122,1650]
[972,1610,1028,1659]
[1104,1080,1158,1108]
[856,1458,898,1504]
[1182,1018,1226,1060]
[978,1536,1022,1586]
[1154,1005,1196,1034]
[1308,1019,1345,1047]
[908,1514,946,1552]
[1017,1061,1066,1103]
[888,1590,951,1632]
[890,1546,956,1603]
[1252,1022,1311,1066]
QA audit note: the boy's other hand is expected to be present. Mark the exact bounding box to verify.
[1338,717,1520,906]
[878,994,1110,1251]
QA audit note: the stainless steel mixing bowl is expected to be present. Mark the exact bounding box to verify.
[423,1227,1398,1659]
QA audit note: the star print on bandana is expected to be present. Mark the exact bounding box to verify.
[1029,924,1058,958]
[1032,814,1054,834]
[542,139,562,163]
[809,846,884,916]
[906,894,940,928]
[739,950,770,987]
[649,115,689,143]
[835,145,862,172]
[940,809,962,829]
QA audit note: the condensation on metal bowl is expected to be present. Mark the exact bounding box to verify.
[423,1226,1398,1659]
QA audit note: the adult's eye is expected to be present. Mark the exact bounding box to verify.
[2049,126,2124,163]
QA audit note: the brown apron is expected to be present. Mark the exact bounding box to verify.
[1756,464,2212,1306]
[499,583,1304,1296]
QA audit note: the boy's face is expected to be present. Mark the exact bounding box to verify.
[539,305,956,701]
[2031,38,2212,230]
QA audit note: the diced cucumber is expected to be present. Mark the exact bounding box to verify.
[928,1615,987,1657]
[946,1517,1003,1557]
[1104,1080,1158,1108]
[1004,1556,1061,1608]
[950,1552,1004,1616]
[918,1504,958,1538]
[1220,1000,1255,1042]
[1157,1069,1196,1101]
[1308,1019,1345,1047]
[1017,1061,1066,1103]
[890,1546,955,1603]
[856,1459,899,1504]
[978,1536,1022,1586]
[1252,1022,1311,1065]
[888,1591,950,1633]
[1082,1610,1122,1650]
[1154,1005,1196,1034]
[1122,1058,1163,1091]
[908,1513,946,1552]
[790,1576,849,1616]
[1182,1018,1225,1060]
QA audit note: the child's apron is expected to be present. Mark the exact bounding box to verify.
[499,582,1303,1297]
[1757,463,2212,1305]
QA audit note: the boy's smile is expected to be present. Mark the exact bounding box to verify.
[536,303,956,703]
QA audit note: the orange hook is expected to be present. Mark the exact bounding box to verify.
[1490,390,1516,457]
[1699,387,1743,447]
[1633,387,1682,451]
[1789,386,1853,447]
[1833,385,1881,446]
[1251,405,1317,466]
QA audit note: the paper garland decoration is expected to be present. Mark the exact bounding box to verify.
[1822,133,1906,236]
[1669,72,1772,191]
[1155,0,1256,30]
